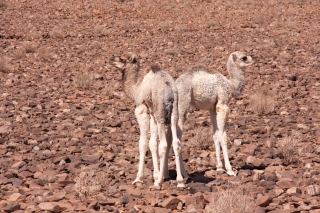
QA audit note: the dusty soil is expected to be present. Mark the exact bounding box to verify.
[0,0,320,212]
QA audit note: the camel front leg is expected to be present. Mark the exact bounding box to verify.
[132,105,150,185]
[215,104,235,176]
[210,110,224,173]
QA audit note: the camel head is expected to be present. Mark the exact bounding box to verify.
[110,53,140,79]
[230,51,254,68]
[110,53,139,69]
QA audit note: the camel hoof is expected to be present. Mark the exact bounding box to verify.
[149,185,161,190]
[227,169,237,176]
[132,179,143,185]
[216,168,225,175]
[177,182,186,188]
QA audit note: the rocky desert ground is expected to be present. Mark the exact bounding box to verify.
[0,0,320,212]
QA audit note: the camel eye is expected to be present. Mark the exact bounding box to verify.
[242,56,247,61]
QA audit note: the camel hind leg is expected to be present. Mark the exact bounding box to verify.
[153,122,167,188]
[133,104,150,184]
[149,114,160,181]
[164,128,172,180]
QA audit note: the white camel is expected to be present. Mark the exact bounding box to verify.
[176,51,254,176]
[110,53,188,188]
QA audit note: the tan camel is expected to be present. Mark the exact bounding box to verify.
[110,53,188,188]
[176,51,254,176]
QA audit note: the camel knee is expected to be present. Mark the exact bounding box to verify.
[149,139,158,153]
[213,134,220,142]
[159,144,168,157]
[172,140,182,155]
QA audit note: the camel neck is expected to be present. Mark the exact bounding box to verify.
[122,64,139,99]
[227,61,246,96]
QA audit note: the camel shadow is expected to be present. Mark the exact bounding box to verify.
[167,169,215,184]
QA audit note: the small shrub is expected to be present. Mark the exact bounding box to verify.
[113,0,133,3]
[206,20,220,29]
[94,25,108,36]
[74,166,108,197]
[296,0,305,6]
[89,41,102,49]
[15,50,26,60]
[38,49,53,62]
[189,126,212,150]
[49,27,64,39]
[159,21,171,31]
[0,58,10,73]
[25,31,41,41]
[102,86,114,97]
[74,72,95,89]
[277,130,301,165]
[164,48,179,56]
[205,186,255,213]
[0,0,8,9]
[24,42,36,53]
[249,86,276,115]
[253,13,268,27]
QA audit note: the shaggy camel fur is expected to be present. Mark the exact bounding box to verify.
[176,51,254,176]
[110,53,187,188]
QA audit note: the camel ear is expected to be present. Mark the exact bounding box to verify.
[110,56,125,69]
[232,53,237,62]
[128,54,137,63]
[113,61,125,69]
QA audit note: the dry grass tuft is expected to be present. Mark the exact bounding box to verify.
[0,0,8,9]
[0,58,10,73]
[164,48,179,56]
[24,42,36,53]
[15,50,26,60]
[189,126,212,150]
[94,25,108,36]
[74,166,108,197]
[249,86,276,115]
[296,0,305,6]
[49,27,64,39]
[277,130,302,165]
[25,32,41,41]
[38,49,53,62]
[89,41,102,49]
[74,72,95,89]
[205,186,255,213]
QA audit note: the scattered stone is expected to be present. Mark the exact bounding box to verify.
[38,202,61,212]
[185,193,205,209]
[276,178,294,189]
[185,204,198,213]
[286,187,301,195]
[143,206,155,213]
[25,205,37,213]
[234,139,242,146]
[257,194,272,207]
[160,196,181,210]
[3,203,20,212]
[188,183,211,194]
[119,195,130,205]
[307,185,320,196]
[8,193,21,202]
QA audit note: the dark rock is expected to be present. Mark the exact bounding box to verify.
[119,195,130,205]
[3,203,20,212]
[188,183,211,194]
